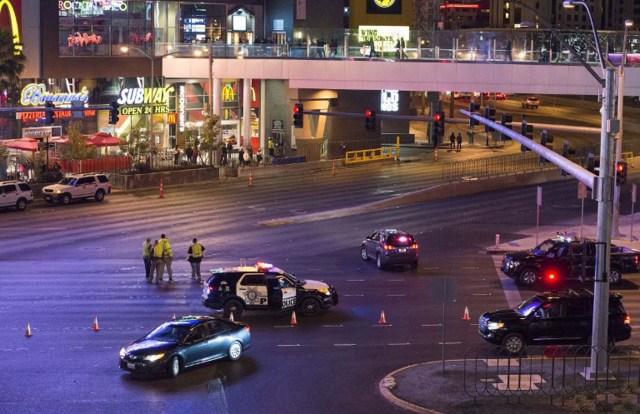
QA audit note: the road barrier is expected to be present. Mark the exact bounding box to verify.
[344,139,400,165]
[463,345,640,407]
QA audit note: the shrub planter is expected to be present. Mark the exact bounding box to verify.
[111,167,219,190]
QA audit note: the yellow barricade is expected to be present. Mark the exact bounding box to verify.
[344,138,400,165]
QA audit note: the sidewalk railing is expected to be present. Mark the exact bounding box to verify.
[463,345,640,405]
[440,151,585,182]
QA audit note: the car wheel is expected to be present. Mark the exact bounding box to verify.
[95,189,105,202]
[228,341,243,361]
[45,199,53,203]
[609,268,622,284]
[223,299,243,319]
[411,260,419,270]
[376,254,385,270]
[360,246,369,261]
[502,334,525,354]
[300,297,321,316]
[61,194,71,205]
[167,356,181,378]
[16,198,27,211]
[518,268,539,286]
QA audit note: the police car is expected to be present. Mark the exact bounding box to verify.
[201,262,339,318]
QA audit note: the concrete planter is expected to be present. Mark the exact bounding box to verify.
[111,167,219,190]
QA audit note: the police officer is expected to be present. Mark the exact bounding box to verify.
[187,238,206,281]
[153,239,164,283]
[160,234,173,282]
[142,237,152,281]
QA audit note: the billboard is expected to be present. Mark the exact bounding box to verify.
[367,0,401,14]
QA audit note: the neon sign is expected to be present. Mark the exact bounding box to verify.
[380,90,399,112]
[116,85,174,106]
[58,1,128,12]
[20,83,90,106]
[0,0,21,53]
[178,85,185,132]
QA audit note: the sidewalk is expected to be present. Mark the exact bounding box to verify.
[380,214,640,414]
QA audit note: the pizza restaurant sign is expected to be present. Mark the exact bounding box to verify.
[20,83,89,106]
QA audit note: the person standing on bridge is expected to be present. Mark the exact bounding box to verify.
[449,132,455,149]
[456,132,463,151]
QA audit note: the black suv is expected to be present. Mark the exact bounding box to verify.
[361,229,419,270]
[201,262,338,318]
[479,289,631,354]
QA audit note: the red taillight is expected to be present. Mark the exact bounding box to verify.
[245,325,251,333]
[635,255,639,265]
[547,273,556,281]
[624,314,631,325]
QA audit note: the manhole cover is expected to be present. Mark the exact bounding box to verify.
[79,246,106,252]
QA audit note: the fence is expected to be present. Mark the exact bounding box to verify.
[57,156,132,174]
[463,345,640,407]
[440,151,585,182]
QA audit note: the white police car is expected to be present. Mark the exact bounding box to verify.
[201,262,339,318]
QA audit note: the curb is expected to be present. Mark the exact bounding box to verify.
[379,362,444,414]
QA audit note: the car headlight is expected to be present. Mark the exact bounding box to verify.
[143,353,166,362]
[119,348,127,358]
[54,189,62,194]
[317,288,331,295]
[508,260,519,268]
[487,321,505,331]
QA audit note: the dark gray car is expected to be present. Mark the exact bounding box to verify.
[360,229,419,270]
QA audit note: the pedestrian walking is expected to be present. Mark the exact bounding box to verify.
[160,234,173,282]
[505,40,512,61]
[329,38,338,57]
[456,132,463,151]
[153,239,164,283]
[187,238,206,281]
[142,237,152,280]
[148,239,160,283]
[268,137,274,159]
[173,145,180,165]
[220,144,228,165]
[185,145,193,164]
[226,140,234,162]
[449,132,455,149]
[256,148,263,166]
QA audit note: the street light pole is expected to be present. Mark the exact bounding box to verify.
[563,0,617,378]
[612,20,634,237]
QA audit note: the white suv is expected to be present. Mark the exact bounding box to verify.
[42,173,111,205]
[0,181,33,211]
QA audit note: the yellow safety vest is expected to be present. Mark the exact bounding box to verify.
[162,238,173,258]
[191,243,203,258]
[153,243,163,258]
[143,241,151,257]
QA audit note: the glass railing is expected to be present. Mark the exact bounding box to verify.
[154,28,639,66]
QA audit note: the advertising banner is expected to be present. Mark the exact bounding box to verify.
[367,0,401,14]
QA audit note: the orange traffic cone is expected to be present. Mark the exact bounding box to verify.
[378,310,387,324]
[290,311,298,326]
[159,178,164,198]
[462,307,471,321]
[434,148,438,162]
[332,161,336,177]
[92,316,100,332]
[229,312,235,322]
[248,169,253,187]
[25,322,32,337]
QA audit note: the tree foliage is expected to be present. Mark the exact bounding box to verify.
[120,127,155,170]
[199,114,222,165]
[57,121,98,160]
[0,28,26,106]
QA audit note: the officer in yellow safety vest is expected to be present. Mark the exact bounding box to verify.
[160,234,173,282]
[153,239,164,283]
[187,238,206,281]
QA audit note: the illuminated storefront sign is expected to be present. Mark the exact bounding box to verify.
[0,0,22,53]
[16,109,96,121]
[58,0,128,12]
[358,26,410,44]
[367,0,401,14]
[20,83,89,106]
[116,85,173,115]
[380,90,399,112]
[178,85,185,132]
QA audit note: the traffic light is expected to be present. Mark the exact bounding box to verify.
[520,118,534,152]
[500,113,513,140]
[483,107,496,132]
[45,101,55,125]
[365,109,376,131]
[616,161,628,186]
[293,103,304,128]
[469,101,480,127]
[433,111,445,137]
[109,101,120,125]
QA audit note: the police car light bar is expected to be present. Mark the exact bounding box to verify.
[256,262,273,270]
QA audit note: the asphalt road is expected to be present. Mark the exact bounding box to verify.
[0,163,636,413]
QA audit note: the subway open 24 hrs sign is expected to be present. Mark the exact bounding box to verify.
[367,0,401,14]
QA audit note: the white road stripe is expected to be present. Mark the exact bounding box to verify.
[372,324,393,327]
[473,293,492,296]
[347,279,365,282]
[461,266,479,269]
[438,342,462,345]
[388,279,404,282]
[388,343,411,346]
[421,324,442,327]
[277,344,301,347]
[387,294,406,297]
[273,325,295,329]
[323,324,343,328]
[343,294,364,297]
[334,343,356,347]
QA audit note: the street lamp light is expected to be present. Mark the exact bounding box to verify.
[121,45,155,146]
[563,0,617,379]
[613,19,634,237]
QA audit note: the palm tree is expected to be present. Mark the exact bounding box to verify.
[0,28,26,107]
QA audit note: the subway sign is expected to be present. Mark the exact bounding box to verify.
[116,85,173,115]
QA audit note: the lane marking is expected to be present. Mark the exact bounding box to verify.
[424,267,440,270]
[388,343,411,346]
[438,342,462,345]
[387,294,406,297]
[388,279,405,282]
[421,324,442,327]
[323,325,343,328]
[273,326,295,329]
[461,266,479,269]
[277,344,301,347]
[372,324,393,327]
[343,294,364,297]
[334,343,356,347]
[473,293,492,296]
[347,279,365,282]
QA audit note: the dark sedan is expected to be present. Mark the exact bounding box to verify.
[119,315,251,378]
[361,229,419,270]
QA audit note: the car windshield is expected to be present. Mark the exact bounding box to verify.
[515,296,544,316]
[58,177,76,186]
[532,239,557,255]
[387,234,414,247]
[282,271,304,286]
[145,323,191,343]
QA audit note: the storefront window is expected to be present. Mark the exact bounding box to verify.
[58,1,152,57]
